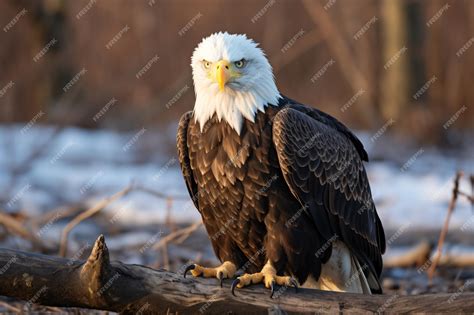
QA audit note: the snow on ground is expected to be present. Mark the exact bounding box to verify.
[0,124,472,232]
[370,160,472,231]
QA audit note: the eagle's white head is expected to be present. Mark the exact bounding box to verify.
[191,32,280,134]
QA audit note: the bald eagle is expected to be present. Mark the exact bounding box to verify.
[178,32,385,296]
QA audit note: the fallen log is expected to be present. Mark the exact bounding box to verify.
[384,241,474,269]
[0,235,473,314]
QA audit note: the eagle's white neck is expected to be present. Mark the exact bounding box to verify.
[193,79,280,135]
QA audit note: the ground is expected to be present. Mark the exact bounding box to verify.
[0,125,473,313]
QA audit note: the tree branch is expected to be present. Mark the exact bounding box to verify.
[1,235,473,314]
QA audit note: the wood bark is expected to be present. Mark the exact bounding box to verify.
[0,235,473,314]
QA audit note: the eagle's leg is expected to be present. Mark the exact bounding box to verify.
[231,260,298,298]
[183,261,237,287]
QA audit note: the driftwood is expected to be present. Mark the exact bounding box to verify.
[384,241,474,269]
[383,241,433,268]
[1,236,474,314]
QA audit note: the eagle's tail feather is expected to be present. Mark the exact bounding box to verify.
[351,255,372,294]
[301,241,376,294]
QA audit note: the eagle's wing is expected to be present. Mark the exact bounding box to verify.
[177,111,199,210]
[272,106,385,292]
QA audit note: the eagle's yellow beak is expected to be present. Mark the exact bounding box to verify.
[216,60,230,91]
[213,60,239,91]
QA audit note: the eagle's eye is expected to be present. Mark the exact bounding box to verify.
[234,59,245,68]
[203,60,212,69]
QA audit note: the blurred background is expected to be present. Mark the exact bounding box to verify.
[0,0,473,312]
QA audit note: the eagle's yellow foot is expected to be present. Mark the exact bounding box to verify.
[231,262,298,298]
[183,261,236,287]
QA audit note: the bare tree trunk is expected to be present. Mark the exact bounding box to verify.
[0,235,473,314]
[380,0,409,122]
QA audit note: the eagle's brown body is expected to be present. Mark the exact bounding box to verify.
[177,96,385,292]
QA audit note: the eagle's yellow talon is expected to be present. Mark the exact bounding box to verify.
[190,265,203,277]
[184,261,236,285]
[231,262,298,297]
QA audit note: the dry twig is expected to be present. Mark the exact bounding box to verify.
[458,190,474,203]
[135,185,189,201]
[59,185,134,257]
[58,184,195,257]
[0,211,47,251]
[428,171,462,282]
[0,300,21,313]
[0,212,33,241]
[152,221,202,251]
